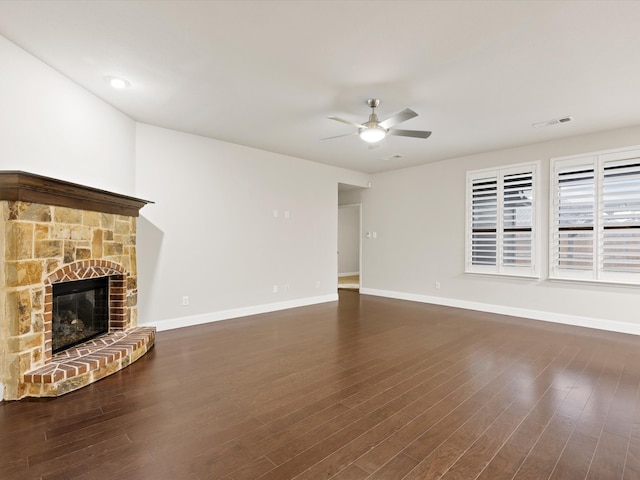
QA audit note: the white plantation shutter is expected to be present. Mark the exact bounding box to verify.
[553,162,595,277]
[470,175,498,267]
[551,146,640,284]
[503,171,534,268]
[601,153,640,280]
[467,163,538,277]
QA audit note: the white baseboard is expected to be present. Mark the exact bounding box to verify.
[360,288,640,336]
[145,294,339,332]
[338,272,359,277]
[143,288,640,337]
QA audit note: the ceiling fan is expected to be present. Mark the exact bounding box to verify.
[323,99,432,144]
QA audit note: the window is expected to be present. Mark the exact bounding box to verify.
[466,162,539,277]
[551,146,640,284]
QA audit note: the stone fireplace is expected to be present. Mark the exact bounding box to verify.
[0,171,155,400]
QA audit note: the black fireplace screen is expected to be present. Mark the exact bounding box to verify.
[52,277,109,354]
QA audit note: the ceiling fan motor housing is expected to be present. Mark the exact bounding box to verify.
[364,113,382,130]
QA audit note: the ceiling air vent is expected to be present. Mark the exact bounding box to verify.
[532,116,573,128]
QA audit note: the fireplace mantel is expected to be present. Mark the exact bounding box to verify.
[0,171,152,216]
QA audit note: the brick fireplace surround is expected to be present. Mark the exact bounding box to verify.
[0,171,155,400]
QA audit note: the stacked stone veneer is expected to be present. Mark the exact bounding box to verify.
[1,200,150,400]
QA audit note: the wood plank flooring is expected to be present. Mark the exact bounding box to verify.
[2,290,640,479]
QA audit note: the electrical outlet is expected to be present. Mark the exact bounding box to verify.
[273,284,278,293]
[182,296,189,306]
[435,282,441,289]
[284,283,290,292]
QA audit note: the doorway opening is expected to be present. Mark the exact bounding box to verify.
[338,183,364,291]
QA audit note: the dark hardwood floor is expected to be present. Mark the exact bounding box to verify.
[2,290,640,479]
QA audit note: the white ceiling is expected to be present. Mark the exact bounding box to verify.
[1,1,640,174]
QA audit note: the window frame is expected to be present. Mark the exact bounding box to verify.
[549,145,640,285]
[465,161,540,278]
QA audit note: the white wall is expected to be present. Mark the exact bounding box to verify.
[0,35,136,194]
[135,124,370,330]
[338,205,360,275]
[361,125,640,333]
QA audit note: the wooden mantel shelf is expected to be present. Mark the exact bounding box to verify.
[0,171,153,216]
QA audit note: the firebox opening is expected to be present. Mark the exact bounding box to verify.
[52,277,110,354]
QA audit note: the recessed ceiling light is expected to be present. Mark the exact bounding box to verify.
[104,76,131,89]
[532,116,573,128]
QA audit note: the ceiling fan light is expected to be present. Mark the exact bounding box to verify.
[359,126,386,143]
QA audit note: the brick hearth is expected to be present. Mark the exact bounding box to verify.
[23,326,155,397]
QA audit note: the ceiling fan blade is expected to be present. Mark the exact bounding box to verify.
[321,132,358,140]
[378,108,418,129]
[387,129,432,139]
[327,116,364,129]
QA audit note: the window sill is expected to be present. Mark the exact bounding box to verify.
[464,271,540,281]
[548,277,640,289]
